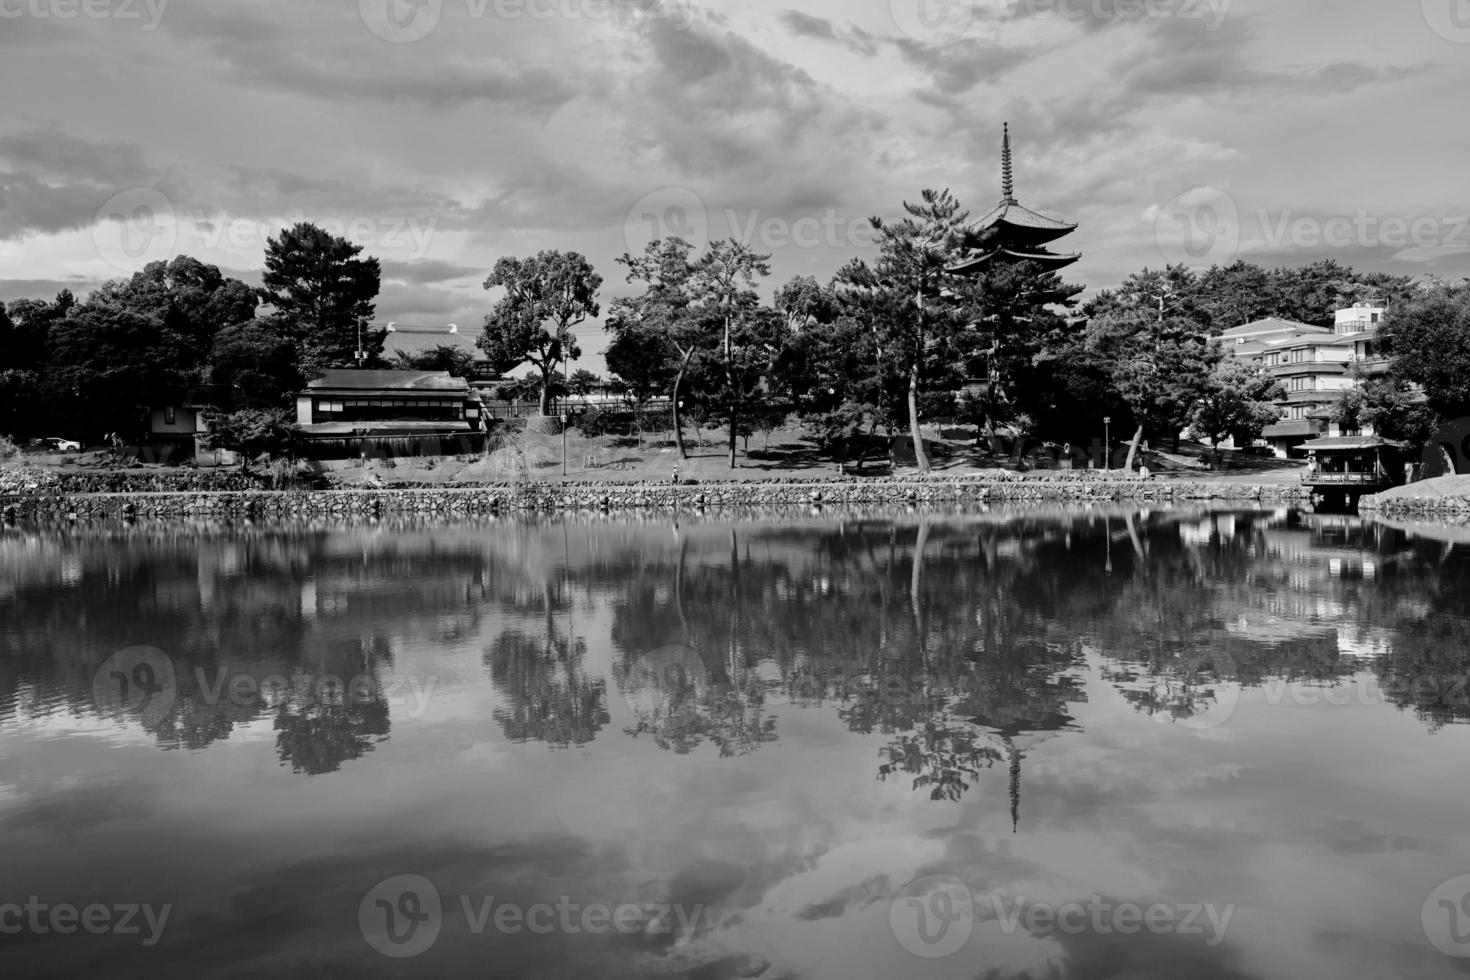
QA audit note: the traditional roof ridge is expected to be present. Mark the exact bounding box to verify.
[1301,435,1407,450]
[949,246,1081,274]
[1221,316,1330,336]
[1260,331,1354,349]
[971,198,1078,234]
[306,368,468,392]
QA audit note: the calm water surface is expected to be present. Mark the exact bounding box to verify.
[2,506,1470,979]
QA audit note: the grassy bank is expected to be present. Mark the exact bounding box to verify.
[3,424,1308,493]
[321,425,1307,488]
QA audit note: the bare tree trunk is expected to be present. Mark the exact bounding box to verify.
[854,416,879,473]
[908,294,930,475]
[1124,424,1145,472]
[725,315,737,470]
[908,360,930,474]
[984,414,1002,455]
[671,349,693,461]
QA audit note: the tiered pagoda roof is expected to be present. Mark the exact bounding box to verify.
[948,123,1081,275]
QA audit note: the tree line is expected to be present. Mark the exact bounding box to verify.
[0,222,380,456]
[574,189,1460,471]
[4,189,1468,468]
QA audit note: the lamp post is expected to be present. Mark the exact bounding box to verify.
[1103,416,1111,471]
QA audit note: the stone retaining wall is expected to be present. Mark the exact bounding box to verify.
[1,479,1311,524]
[1359,492,1470,516]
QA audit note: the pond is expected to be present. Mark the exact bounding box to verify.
[2,506,1469,979]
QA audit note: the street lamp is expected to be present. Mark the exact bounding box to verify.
[1103,417,1111,471]
[561,412,569,477]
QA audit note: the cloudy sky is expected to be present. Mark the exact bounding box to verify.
[1,0,1467,373]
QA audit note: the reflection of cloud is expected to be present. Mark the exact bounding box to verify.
[795,873,891,921]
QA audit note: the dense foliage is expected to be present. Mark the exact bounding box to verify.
[0,224,379,448]
[4,190,1462,469]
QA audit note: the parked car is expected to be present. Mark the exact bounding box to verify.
[41,437,82,452]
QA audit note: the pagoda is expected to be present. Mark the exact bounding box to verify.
[948,123,1080,275]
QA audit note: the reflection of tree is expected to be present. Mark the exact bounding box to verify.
[1093,513,1357,724]
[605,518,1092,812]
[614,633,778,757]
[486,631,608,749]
[274,635,393,775]
[879,722,1005,801]
[8,505,1470,801]
[1107,654,1238,725]
[1373,612,1470,732]
[0,528,508,769]
[611,531,780,757]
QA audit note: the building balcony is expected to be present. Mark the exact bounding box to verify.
[1268,361,1348,376]
[1280,390,1339,404]
[1349,356,1390,376]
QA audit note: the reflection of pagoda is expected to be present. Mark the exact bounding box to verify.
[971,706,1073,833]
[948,123,1080,275]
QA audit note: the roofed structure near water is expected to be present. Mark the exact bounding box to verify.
[948,123,1081,275]
[305,369,469,394]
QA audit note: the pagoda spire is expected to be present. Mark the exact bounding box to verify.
[1002,122,1015,203]
[946,123,1080,276]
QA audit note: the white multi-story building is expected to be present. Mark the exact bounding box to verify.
[1224,303,1390,457]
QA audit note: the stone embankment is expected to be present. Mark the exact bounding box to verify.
[1,477,1310,523]
[1360,482,1470,517]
